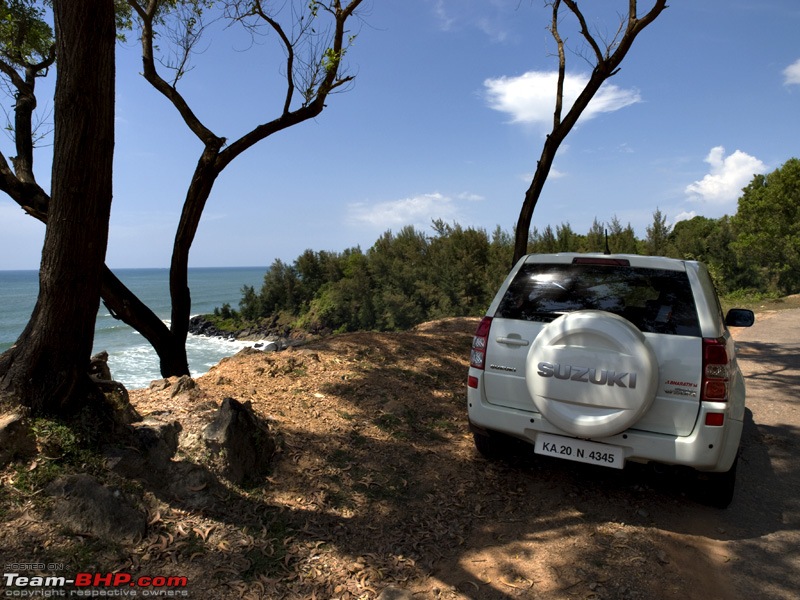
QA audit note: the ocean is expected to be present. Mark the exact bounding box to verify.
[0,267,267,389]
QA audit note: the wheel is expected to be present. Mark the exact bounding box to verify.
[695,457,738,508]
[525,310,659,438]
[472,431,507,460]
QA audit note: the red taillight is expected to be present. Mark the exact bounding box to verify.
[702,337,729,401]
[705,413,725,426]
[468,375,479,389]
[572,257,630,266]
[470,317,493,370]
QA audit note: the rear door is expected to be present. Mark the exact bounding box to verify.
[482,257,703,437]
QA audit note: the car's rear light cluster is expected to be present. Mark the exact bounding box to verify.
[470,317,492,370]
[572,257,631,266]
[702,337,730,402]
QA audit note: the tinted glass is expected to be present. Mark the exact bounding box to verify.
[496,263,700,336]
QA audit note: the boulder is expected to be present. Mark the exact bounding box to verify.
[254,340,280,352]
[202,397,276,486]
[89,351,112,380]
[104,418,181,480]
[0,410,36,467]
[46,474,147,542]
[170,375,197,398]
[89,350,140,425]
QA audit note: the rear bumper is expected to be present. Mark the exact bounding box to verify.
[468,383,741,473]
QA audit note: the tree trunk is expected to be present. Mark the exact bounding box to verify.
[513,132,564,265]
[100,266,190,377]
[0,0,116,415]
[167,148,223,377]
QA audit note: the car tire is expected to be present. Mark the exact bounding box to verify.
[696,456,738,509]
[472,431,507,460]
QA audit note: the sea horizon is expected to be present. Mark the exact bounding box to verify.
[0,265,268,273]
[0,266,270,389]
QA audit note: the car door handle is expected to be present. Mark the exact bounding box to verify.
[496,336,530,347]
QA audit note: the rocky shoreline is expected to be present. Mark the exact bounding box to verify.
[187,314,314,349]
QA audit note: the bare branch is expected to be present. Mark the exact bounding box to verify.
[512,0,669,264]
[127,0,222,147]
[241,0,301,115]
[562,0,604,64]
[218,0,365,169]
[549,0,566,129]
[159,2,219,86]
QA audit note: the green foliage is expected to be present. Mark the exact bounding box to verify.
[0,0,53,67]
[732,158,800,295]
[644,207,671,256]
[11,417,104,495]
[607,215,638,254]
[233,217,640,333]
[222,163,800,335]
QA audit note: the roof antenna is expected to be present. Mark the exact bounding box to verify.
[604,229,611,255]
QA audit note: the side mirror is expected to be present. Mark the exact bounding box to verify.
[725,308,755,328]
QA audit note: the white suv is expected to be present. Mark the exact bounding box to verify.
[467,253,754,507]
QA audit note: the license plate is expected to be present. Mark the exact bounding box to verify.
[534,433,624,469]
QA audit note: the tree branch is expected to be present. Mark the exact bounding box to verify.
[562,0,604,64]
[218,0,363,170]
[127,0,222,147]
[512,0,669,265]
[550,0,566,129]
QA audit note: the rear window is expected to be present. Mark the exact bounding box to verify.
[495,263,700,336]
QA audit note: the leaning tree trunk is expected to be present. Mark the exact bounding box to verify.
[0,0,116,415]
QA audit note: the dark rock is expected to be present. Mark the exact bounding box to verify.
[0,410,36,467]
[46,474,147,542]
[149,378,171,391]
[134,418,181,464]
[89,351,112,380]
[89,350,140,425]
[202,397,275,486]
[257,340,280,352]
[104,418,181,480]
[170,375,197,398]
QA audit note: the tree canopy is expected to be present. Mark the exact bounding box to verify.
[227,158,800,336]
[732,158,800,295]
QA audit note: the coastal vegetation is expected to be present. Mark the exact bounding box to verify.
[208,157,800,337]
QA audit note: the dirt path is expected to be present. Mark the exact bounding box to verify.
[719,308,800,599]
[413,310,800,600]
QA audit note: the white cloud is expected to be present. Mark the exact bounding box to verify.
[673,210,697,224]
[783,58,800,85]
[432,0,514,42]
[684,147,767,206]
[432,0,455,31]
[346,192,475,231]
[484,71,641,127]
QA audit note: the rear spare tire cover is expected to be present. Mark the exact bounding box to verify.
[526,310,658,438]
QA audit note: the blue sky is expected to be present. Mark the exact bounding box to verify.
[1,0,799,270]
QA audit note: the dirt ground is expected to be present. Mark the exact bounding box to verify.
[1,310,798,599]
